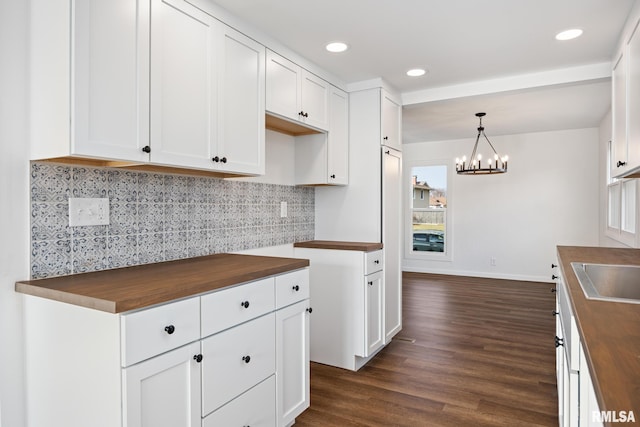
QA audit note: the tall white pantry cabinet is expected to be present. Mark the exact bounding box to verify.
[315,87,403,344]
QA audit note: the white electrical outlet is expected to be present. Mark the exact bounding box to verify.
[69,198,110,226]
[490,257,497,266]
[280,201,287,218]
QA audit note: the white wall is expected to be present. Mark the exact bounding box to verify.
[230,129,296,185]
[0,0,30,426]
[403,128,600,282]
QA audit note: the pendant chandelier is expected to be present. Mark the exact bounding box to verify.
[456,112,508,175]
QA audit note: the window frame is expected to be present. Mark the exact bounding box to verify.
[404,158,453,262]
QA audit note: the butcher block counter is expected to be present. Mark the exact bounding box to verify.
[294,240,383,252]
[556,246,640,420]
[15,253,309,313]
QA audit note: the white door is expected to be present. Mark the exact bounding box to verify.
[122,342,201,427]
[328,87,349,185]
[276,300,310,427]
[266,51,301,122]
[216,24,265,175]
[72,0,149,162]
[383,147,402,342]
[364,271,384,357]
[381,90,402,150]
[150,0,218,170]
[301,70,330,131]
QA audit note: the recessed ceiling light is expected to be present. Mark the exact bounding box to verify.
[326,42,349,53]
[407,68,426,77]
[555,29,583,41]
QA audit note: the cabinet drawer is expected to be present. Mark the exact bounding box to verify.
[275,268,309,309]
[201,313,276,416]
[202,375,276,427]
[121,297,200,367]
[364,250,383,275]
[201,277,275,338]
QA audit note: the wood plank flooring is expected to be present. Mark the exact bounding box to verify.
[294,272,559,427]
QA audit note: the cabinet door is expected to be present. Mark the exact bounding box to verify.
[301,70,330,131]
[381,90,402,150]
[364,271,384,357]
[383,147,402,342]
[266,51,301,123]
[276,300,310,427]
[123,342,201,427]
[555,312,565,425]
[217,25,266,175]
[328,87,349,185]
[612,52,628,177]
[150,0,218,170]
[627,20,640,171]
[72,0,149,162]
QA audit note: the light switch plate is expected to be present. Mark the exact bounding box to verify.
[280,201,287,218]
[69,198,110,226]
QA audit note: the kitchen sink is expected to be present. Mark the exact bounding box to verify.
[571,262,640,304]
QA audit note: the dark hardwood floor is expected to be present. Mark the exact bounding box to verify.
[294,272,559,427]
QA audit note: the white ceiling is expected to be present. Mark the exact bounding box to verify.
[211,0,636,142]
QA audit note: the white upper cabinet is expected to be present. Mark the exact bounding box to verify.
[381,90,402,150]
[150,0,266,174]
[613,51,629,177]
[266,50,330,131]
[625,19,640,174]
[328,87,349,185]
[150,0,218,170]
[294,86,349,186]
[32,0,266,176]
[217,25,266,175]
[612,18,640,179]
[300,70,330,131]
[31,0,150,162]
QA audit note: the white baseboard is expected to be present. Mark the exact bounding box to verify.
[401,265,552,284]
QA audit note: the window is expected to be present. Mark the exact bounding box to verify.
[407,161,451,260]
[606,139,636,243]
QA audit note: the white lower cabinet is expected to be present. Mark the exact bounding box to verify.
[294,247,385,371]
[362,270,384,357]
[579,344,603,427]
[22,267,309,427]
[123,342,202,427]
[276,300,311,427]
[555,262,603,427]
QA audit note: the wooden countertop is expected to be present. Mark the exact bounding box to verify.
[16,253,309,314]
[556,246,640,420]
[294,240,383,252]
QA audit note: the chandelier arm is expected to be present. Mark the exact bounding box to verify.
[482,131,501,157]
[469,131,481,164]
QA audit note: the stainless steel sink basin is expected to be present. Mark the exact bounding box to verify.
[571,262,640,304]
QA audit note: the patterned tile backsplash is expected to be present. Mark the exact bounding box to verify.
[30,162,315,279]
